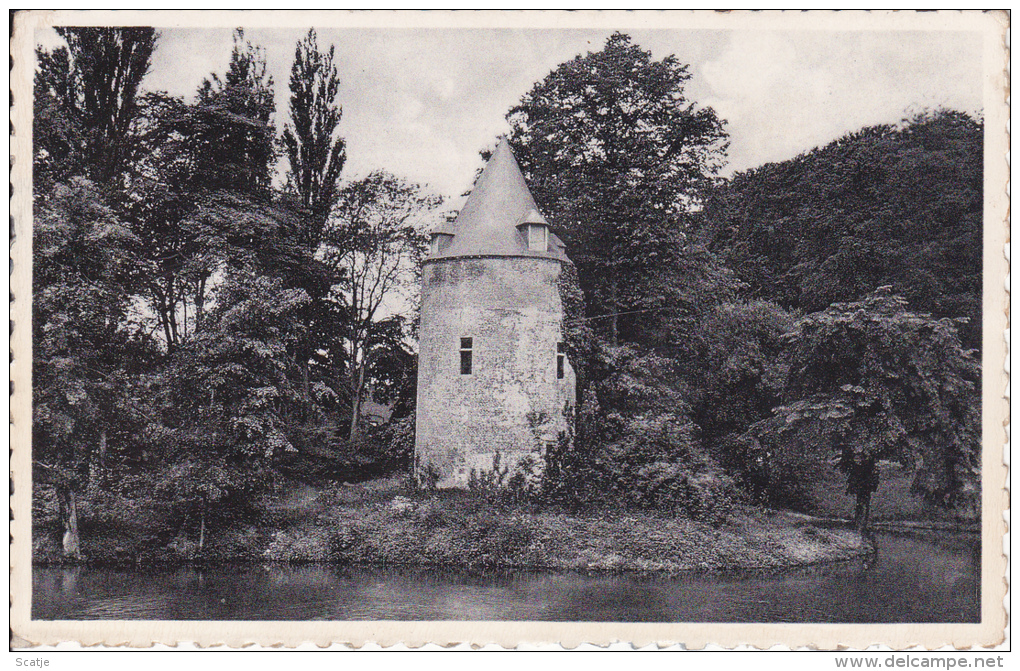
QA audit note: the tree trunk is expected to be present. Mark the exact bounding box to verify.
[154,288,174,352]
[59,486,82,560]
[194,275,207,333]
[349,363,366,443]
[198,509,206,552]
[853,490,873,534]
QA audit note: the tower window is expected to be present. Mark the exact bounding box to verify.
[431,233,453,255]
[557,342,565,379]
[527,224,548,252]
[460,337,473,375]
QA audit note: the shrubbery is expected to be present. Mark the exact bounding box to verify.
[529,346,740,523]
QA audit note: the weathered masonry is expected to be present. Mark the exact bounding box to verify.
[415,139,576,489]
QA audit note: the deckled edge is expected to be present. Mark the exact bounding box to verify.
[8,8,1011,651]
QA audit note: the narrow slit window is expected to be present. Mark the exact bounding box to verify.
[460,337,473,375]
[556,342,565,379]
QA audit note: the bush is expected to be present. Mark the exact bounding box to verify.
[464,510,534,565]
[366,413,415,472]
[723,425,838,512]
[264,525,331,561]
[327,525,365,561]
[540,404,738,521]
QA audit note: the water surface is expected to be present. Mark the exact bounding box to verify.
[33,531,979,622]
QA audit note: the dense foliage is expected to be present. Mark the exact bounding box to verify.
[503,36,982,529]
[282,28,348,250]
[33,29,983,562]
[745,289,980,530]
[33,27,434,559]
[704,110,983,350]
[507,32,735,348]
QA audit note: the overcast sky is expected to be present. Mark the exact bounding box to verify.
[38,26,983,205]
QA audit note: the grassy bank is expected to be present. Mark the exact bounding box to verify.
[34,476,871,571]
[803,462,980,528]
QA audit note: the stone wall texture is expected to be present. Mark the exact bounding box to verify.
[415,256,576,488]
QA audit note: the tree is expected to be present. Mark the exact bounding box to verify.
[34,27,157,191]
[122,29,298,353]
[506,32,731,345]
[282,28,348,251]
[689,300,794,472]
[194,29,276,198]
[152,264,311,550]
[32,179,143,557]
[753,288,980,532]
[33,45,79,195]
[705,110,983,349]
[321,172,441,442]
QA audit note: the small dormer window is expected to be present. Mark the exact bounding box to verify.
[527,224,548,252]
[431,233,454,256]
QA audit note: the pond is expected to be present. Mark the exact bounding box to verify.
[32,531,979,622]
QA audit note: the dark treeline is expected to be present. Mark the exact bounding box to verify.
[33,29,981,561]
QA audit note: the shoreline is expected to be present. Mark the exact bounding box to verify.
[33,550,877,576]
[33,478,876,573]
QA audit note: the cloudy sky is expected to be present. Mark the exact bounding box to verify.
[38,25,983,205]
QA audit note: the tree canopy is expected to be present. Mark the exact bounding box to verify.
[748,288,980,530]
[283,28,348,251]
[34,27,157,192]
[704,109,984,350]
[506,32,733,346]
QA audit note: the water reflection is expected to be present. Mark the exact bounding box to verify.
[32,532,979,622]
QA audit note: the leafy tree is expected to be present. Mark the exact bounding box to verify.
[751,288,980,532]
[32,179,143,557]
[282,28,348,251]
[540,345,736,520]
[33,45,79,195]
[119,97,229,351]
[689,300,792,433]
[151,264,311,549]
[506,32,731,345]
[194,29,276,198]
[320,172,441,442]
[123,29,314,353]
[705,110,983,349]
[34,27,157,191]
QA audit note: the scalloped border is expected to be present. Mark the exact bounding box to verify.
[8,8,1010,650]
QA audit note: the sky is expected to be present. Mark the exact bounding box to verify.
[37,26,983,207]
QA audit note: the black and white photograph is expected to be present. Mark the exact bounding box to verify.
[9,9,1008,651]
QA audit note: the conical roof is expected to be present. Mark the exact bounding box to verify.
[429,138,568,261]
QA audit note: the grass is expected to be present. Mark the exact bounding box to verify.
[801,462,979,526]
[32,475,872,571]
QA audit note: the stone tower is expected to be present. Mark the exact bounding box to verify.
[415,139,576,489]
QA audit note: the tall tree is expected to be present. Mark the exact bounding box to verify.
[194,29,276,198]
[121,29,288,353]
[506,32,731,345]
[283,28,348,251]
[32,179,143,557]
[321,172,441,442]
[34,28,157,190]
[751,288,980,532]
